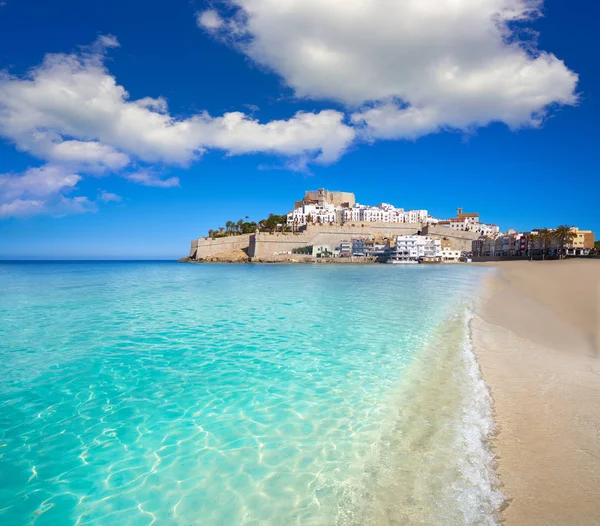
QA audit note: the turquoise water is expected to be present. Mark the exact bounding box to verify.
[0,262,500,525]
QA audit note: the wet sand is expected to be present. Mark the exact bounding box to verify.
[472,260,600,525]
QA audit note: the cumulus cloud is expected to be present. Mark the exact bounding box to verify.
[197,9,225,30]
[0,165,96,217]
[0,35,355,217]
[98,190,122,203]
[0,35,354,168]
[125,171,180,188]
[198,0,578,139]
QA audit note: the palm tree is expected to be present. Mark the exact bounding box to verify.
[537,229,552,260]
[553,225,577,259]
[526,232,537,260]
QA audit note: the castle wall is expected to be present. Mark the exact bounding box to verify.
[250,223,421,258]
[189,224,479,261]
[191,234,252,259]
[421,225,480,251]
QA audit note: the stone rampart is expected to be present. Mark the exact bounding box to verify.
[188,223,472,260]
[421,225,480,251]
[250,223,421,258]
[191,234,252,259]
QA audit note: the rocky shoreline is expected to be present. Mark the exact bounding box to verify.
[178,250,380,264]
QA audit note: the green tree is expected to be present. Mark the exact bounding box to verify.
[553,225,577,259]
[526,232,537,260]
[537,229,552,260]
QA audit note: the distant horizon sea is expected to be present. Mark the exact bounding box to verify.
[0,261,502,525]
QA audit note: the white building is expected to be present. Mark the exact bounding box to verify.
[388,236,442,263]
[339,204,437,224]
[441,248,462,262]
[445,218,500,235]
[287,203,336,227]
[288,194,440,228]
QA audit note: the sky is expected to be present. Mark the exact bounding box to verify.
[0,0,597,259]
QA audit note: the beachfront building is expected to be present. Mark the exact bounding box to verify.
[473,233,502,256]
[388,235,442,263]
[351,238,366,256]
[441,248,462,262]
[475,231,539,257]
[473,227,595,257]
[363,240,390,257]
[565,228,595,256]
[338,240,353,257]
[313,245,337,258]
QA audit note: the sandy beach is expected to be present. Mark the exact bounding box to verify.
[472,260,600,525]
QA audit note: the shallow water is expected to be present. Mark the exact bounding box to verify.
[0,262,500,525]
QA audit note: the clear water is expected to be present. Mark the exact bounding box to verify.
[0,262,501,525]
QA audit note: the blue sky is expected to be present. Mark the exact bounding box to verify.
[0,0,597,259]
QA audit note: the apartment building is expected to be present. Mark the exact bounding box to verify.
[441,248,462,262]
[388,235,442,263]
[566,228,595,256]
[473,227,595,257]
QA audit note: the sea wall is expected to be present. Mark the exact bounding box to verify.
[190,234,252,259]
[189,223,476,261]
[251,223,421,258]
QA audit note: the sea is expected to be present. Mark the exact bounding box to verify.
[0,262,503,525]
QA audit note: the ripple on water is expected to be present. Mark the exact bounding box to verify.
[0,262,498,525]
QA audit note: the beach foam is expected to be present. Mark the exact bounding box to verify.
[337,306,503,525]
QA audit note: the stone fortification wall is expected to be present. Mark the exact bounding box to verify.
[188,224,472,260]
[251,223,421,258]
[190,234,252,259]
[421,225,480,252]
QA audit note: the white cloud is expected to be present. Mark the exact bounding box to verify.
[1,2,580,221]
[0,199,45,218]
[51,195,97,217]
[197,9,225,30]
[98,190,122,203]
[95,35,120,49]
[200,110,353,163]
[200,0,578,139]
[125,171,180,188]
[0,35,355,217]
[0,35,354,169]
[0,165,80,202]
[0,165,96,218]
[45,140,130,171]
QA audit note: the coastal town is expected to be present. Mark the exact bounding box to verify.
[186,189,596,263]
